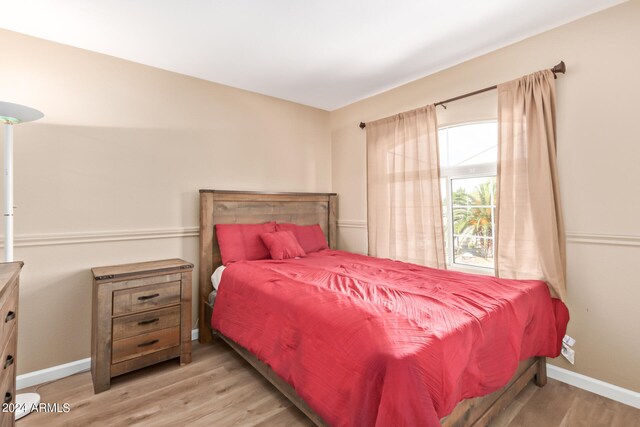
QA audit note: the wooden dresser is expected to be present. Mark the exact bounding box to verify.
[0,262,21,427]
[91,259,193,393]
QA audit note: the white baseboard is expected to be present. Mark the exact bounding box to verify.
[17,328,200,391]
[547,364,640,409]
[17,357,91,390]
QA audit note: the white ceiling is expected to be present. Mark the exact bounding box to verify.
[0,0,626,111]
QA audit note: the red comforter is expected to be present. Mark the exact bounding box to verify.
[211,250,569,426]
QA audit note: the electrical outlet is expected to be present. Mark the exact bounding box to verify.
[563,334,576,347]
[561,342,575,364]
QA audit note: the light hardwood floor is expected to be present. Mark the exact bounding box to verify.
[18,340,639,426]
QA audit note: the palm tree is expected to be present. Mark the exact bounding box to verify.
[452,180,495,258]
[451,188,471,253]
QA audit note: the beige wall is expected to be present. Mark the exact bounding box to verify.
[330,1,640,392]
[2,1,639,394]
[0,29,331,374]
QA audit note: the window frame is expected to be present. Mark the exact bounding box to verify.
[439,121,497,275]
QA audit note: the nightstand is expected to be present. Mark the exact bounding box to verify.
[91,259,193,393]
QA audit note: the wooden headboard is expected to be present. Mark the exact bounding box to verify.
[198,190,338,342]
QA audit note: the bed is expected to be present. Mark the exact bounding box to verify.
[198,190,568,426]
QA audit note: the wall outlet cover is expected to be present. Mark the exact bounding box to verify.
[563,335,576,347]
[561,342,575,364]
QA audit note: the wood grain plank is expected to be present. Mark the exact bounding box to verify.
[0,265,21,427]
[199,191,215,344]
[112,281,181,316]
[180,270,193,364]
[210,193,334,203]
[220,335,328,426]
[536,356,547,386]
[112,306,180,340]
[18,343,640,427]
[92,261,192,393]
[254,405,315,427]
[212,201,329,214]
[0,263,23,299]
[442,358,536,427]
[0,285,18,357]
[20,342,307,427]
[92,259,192,282]
[112,327,180,364]
[472,361,539,426]
[91,280,113,393]
[559,386,640,427]
[489,380,538,427]
[0,328,17,413]
[328,194,338,249]
[507,379,577,427]
[110,346,182,378]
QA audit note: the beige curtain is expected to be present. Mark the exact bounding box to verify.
[366,105,446,268]
[496,70,566,300]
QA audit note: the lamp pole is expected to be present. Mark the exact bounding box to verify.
[4,123,14,262]
[0,102,43,261]
[0,102,44,420]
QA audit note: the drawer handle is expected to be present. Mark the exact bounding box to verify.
[137,318,160,326]
[4,392,11,404]
[137,293,160,301]
[138,339,159,347]
[5,311,15,323]
[3,355,13,369]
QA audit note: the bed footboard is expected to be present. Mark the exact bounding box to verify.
[441,357,545,426]
[218,334,328,426]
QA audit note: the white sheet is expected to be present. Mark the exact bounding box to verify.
[211,265,226,291]
[209,265,226,306]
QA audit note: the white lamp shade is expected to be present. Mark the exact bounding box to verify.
[0,102,44,124]
[1,101,43,263]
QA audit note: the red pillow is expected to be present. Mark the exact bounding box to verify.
[216,222,276,265]
[275,223,328,253]
[260,231,306,260]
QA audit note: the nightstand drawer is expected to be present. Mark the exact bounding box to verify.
[0,285,17,353]
[113,306,180,340]
[112,326,180,364]
[113,281,181,316]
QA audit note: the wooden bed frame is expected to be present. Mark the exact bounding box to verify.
[198,189,546,426]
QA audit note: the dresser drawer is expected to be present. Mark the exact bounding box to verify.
[0,381,14,427]
[113,281,181,316]
[0,328,16,417]
[112,306,180,340]
[112,326,180,364]
[0,285,17,353]
[0,402,12,427]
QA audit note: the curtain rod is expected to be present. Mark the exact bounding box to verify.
[358,61,566,129]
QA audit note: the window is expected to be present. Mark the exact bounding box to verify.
[439,122,497,271]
